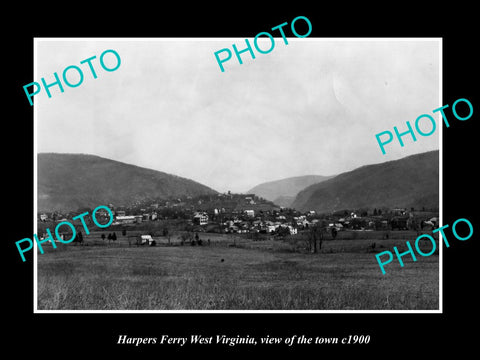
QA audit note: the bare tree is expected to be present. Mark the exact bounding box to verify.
[180,232,192,246]
[163,227,171,245]
[331,227,338,240]
[74,229,84,246]
[308,222,325,253]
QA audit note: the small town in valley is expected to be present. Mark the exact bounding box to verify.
[37,191,439,246]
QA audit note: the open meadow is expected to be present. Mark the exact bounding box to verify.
[37,231,439,310]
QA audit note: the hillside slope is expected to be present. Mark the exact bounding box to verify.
[38,153,217,212]
[247,175,334,207]
[291,150,439,213]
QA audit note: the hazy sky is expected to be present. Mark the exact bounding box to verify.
[36,38,440,193]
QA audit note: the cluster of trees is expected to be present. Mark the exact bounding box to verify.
[179,232,205,246]
[101,232,117,243]
[299,222,337,253]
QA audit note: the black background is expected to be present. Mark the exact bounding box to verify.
[5,3,478,356]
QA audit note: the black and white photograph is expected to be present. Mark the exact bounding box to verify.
[6,6,478,357]
[34,38,441,311]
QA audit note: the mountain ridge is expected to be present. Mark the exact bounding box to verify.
[38,153,217,212]
[247,174,335,207]
[291,150,439,213]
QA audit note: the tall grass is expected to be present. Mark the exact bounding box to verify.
[37,243,439,310]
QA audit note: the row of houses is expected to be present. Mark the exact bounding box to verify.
[223,219,299,235]
[192,211,300,234]
[114,212,159,225]
[191,208,440,234]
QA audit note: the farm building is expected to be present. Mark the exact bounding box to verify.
[137,234,155,245]
[116,215,136,224]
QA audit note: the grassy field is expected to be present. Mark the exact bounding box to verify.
[37,231,439,310]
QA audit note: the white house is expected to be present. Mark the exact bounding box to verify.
[193,212,208,225]
[267,225,276,233]
[329,222,344,230]
[139,234,154,245]
[245,196,255,205]
[116,215,136,224]
[288,226,298,235]
[244,209,255,217]
[297,219,311,228]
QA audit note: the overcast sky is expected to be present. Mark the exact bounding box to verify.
[36,38,440,193]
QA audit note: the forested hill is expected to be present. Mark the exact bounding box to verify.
[38,153,217,212]
[291,150,439,213]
